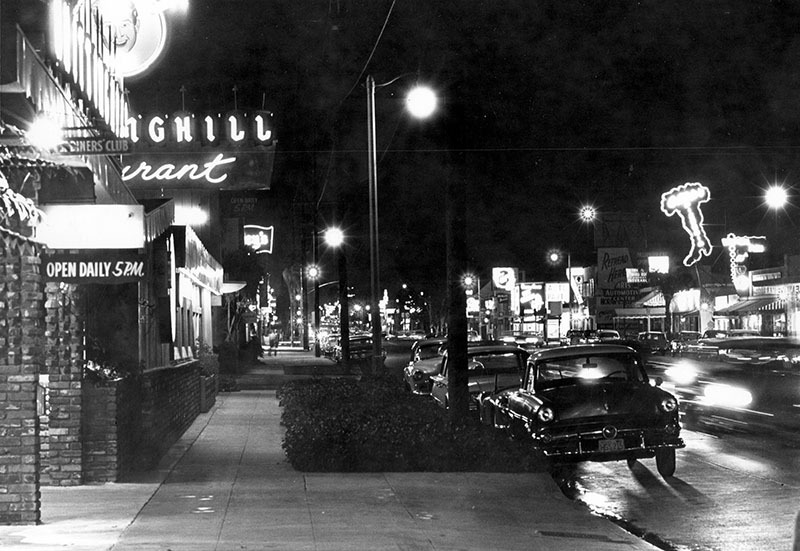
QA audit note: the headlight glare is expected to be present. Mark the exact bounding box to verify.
[660,397,678,413]
[664,362,697,385]
[537,406,555,423]
[702,383,753,408]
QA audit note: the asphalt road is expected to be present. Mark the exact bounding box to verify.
[387,341,800,550]
[555,354,800,551]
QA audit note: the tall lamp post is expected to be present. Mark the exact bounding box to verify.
[548,249,572,336]
[366,75,437,375]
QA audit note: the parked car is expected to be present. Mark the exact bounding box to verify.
[596,329,621,341]
[402,338,447,394]
[332,334,386,363]
[430,344,529,411]
[478,344,684,477]
[637,331,669,355]
[668,331,701,356]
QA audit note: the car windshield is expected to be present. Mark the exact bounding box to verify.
[533,353,645,390]
[472,352,524,372]
[416,343,442,361]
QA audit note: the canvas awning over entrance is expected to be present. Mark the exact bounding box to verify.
[714,296,782,316]
[613,307,666,318]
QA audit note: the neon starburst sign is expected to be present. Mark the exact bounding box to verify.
[660,182,712,267]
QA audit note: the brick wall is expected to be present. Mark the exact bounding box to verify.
[42,283,83,486]
[138,364,200,470]
[82,377,141,483]
[0,250,44,524]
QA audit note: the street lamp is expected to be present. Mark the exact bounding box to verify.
[765,185,788,210]
[547,249,573,337]
[463,273,482,338]
[579,205,597,223]
[366,74,437,374]
[306,264,321,355]
[323,227,348,362]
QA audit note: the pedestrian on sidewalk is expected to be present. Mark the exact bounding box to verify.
[268,330,279,356]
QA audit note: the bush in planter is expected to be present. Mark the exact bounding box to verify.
[278,377,548,472]
[196,344,220,377]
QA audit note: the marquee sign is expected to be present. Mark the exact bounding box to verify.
[43,251,145,284]
[120,111,276,190]
[125,112,275,149]
[660,182,713,267]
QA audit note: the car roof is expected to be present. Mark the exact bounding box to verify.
[443,344,527,356]
[529,343,639,360]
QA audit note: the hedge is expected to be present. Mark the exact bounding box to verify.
[278,376,548,472]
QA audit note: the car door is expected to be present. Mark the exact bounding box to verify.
[430,357,449,408]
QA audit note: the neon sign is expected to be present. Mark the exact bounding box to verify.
[721,233,766,295]
[125,112,275,149]
[244,225,274,254]
[660,182,712,266]
[122,154,236,185]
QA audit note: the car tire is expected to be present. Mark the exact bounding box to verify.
[655,447,676,477]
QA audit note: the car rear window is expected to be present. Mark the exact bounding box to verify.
[533,353,645,389]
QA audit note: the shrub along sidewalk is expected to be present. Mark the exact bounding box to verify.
[278,376,548,472]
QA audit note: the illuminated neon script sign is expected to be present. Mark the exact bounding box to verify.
[660,182,712,266]
[721,233,766,295]
[121,111,275,189]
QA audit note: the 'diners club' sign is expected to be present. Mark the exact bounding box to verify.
[43,251,145,284]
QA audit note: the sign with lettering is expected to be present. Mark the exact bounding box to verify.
[244,225,274,254]
[43,251,145,283]
[59,137,133,156]
[596,247,637,315]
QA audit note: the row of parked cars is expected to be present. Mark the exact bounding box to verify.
[403,338,685,477]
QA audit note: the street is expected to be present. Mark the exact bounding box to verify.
[386,341,800,551]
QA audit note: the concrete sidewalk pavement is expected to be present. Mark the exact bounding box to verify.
[0,351,660,551]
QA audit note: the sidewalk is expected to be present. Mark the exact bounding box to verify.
[0,349,660,551]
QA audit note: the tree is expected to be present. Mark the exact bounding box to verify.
[647,268,695,335]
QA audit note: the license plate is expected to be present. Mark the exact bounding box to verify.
[598,439,624,452]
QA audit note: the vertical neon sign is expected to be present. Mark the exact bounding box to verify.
[660,182,713,267]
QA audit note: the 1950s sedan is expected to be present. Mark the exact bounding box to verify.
[430,344,528,411]
[479,344,684,477]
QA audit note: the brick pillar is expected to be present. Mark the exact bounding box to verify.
[0,251,42,524]
[42,283,83,486]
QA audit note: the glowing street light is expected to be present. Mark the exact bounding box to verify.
[765,185,788,210]
[367,74,437,374]
[579,205,597,223]
[324,227,345,248]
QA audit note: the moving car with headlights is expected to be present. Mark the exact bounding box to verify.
[479,344,684,477]
[403,338,447,394]
[429,344,528,411]
[654,342,800,434]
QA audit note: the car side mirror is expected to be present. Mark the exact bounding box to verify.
[654,376,663,387]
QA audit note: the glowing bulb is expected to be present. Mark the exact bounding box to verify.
[765,185,788,210]
[406,86,437,119]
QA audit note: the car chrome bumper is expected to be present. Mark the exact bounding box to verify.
[535,427,684,458]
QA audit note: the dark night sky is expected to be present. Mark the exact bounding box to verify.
[126,0,800,301]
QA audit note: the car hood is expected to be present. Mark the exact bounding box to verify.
[539,382,668,420]
[408,358,442,376]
